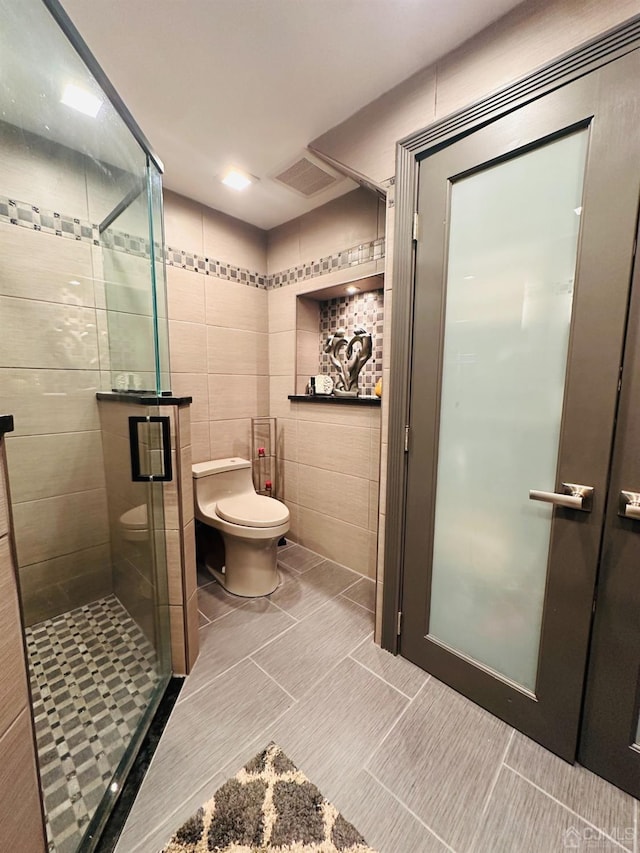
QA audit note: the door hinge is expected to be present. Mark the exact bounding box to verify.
[412,212,419,242]
[397,611,403,635]
[404,424,410,452]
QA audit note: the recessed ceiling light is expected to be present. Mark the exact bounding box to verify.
[60,84,102,118]
[221,168,253,191]
[346,285,360,295]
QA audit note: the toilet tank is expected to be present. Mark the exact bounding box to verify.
[192,458,255,507]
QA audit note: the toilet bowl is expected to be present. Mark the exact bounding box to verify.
[192,458,290,597]
[120,503,148,542]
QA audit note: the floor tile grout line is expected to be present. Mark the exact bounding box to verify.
[363,767,457,853]
[339,591,374,614]
[178,617,301,705]
[249,656,299,704]
[197,608,211,625]
[346,654,415,701]
[362,675,431,771]
[264,597,300,622]
[503,764,633,851]
[466,729,514,853]
[125,703,298,853]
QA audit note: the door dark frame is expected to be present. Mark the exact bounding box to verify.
[382,13,640,651]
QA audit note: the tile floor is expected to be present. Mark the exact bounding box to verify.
[114,544,639,853]
[26,595,158,853]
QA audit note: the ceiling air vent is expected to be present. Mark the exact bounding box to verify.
[273,156,338,197]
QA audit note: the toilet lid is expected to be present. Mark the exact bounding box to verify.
[216,494,289,528]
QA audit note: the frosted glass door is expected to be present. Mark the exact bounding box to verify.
[428,131,588,691]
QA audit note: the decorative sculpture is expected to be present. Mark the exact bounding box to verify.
[323,326,372,397]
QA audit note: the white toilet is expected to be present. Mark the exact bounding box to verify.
[192,457,290,597]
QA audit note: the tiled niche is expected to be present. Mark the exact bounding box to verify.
[295,274,384,396]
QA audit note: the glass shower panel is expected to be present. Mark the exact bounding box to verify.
[428,130,589,691]
[0,1,172,850]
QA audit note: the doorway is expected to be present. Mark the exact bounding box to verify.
[384,29,640,797]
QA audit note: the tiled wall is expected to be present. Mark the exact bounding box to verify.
[268,190,386,578]
[0,432,47,851]
[165,190,269,465]
[0,122,113,626]
[163,187,385,579]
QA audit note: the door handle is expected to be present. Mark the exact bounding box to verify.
[619,491,640,520]
[529,483,594,511]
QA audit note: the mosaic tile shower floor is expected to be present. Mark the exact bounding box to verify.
[25,594,158,853]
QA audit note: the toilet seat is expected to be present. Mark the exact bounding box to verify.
[216,494,289,528]
[120,504,147,531]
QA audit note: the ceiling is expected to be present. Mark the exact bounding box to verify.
[59,0,523,231]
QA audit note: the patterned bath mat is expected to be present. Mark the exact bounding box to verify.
[161,743,377,852]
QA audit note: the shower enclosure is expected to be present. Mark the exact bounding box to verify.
[1,1,174,849]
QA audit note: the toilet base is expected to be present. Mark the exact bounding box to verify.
[205,534,280,597]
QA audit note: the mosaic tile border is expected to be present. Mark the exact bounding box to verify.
[0,193,385,292]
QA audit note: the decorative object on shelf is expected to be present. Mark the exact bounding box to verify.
[375,377,382,398]
[312,373,334,396]
[323,326,372,398]
[251,417,278,497]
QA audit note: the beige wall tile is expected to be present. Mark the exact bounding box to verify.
[164,190,203,255]
[0,223,95,306]
[12,488,109,567]
[168,603,187,675]
[269,330,296,376]
[177,405,191,449]
[295,504,373,576]
[165,529,183,606]
[280,459,299,505]
[209,419,251,460]
[186,589,200,672]
[296,401,376,429]
[0,710,46,853]
[209,374,263,421]
[296,296,320,332]
[182,519,197,603]
[297,420,371,479]
[369,480,380,532]
[169,320,207,373]
[100,250,155,317]
[207,326,269,375]
[205,278,268,333]
[18,543,112,626]
[0,537,30,735]
[298,188,380,262]
[0,459,7,537]
[6,431,105,503]
[435,0,640,120]
[297,464,369,529]
[276,417,298,463]
[171,373,209,423]
[179,444,194,525]
[163,463,180,530]
[269,375,295,419]
[190,422,211,464]
[0,368,101,436]
[297,329,320,378]
[370,428,381,483]
[0,121,88,217]
[167,266,206,323]
[0,296,99,370]
[202,205,267,273]
[379,442,388,518]
[268,286,297,334]
[267,218,301,274]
